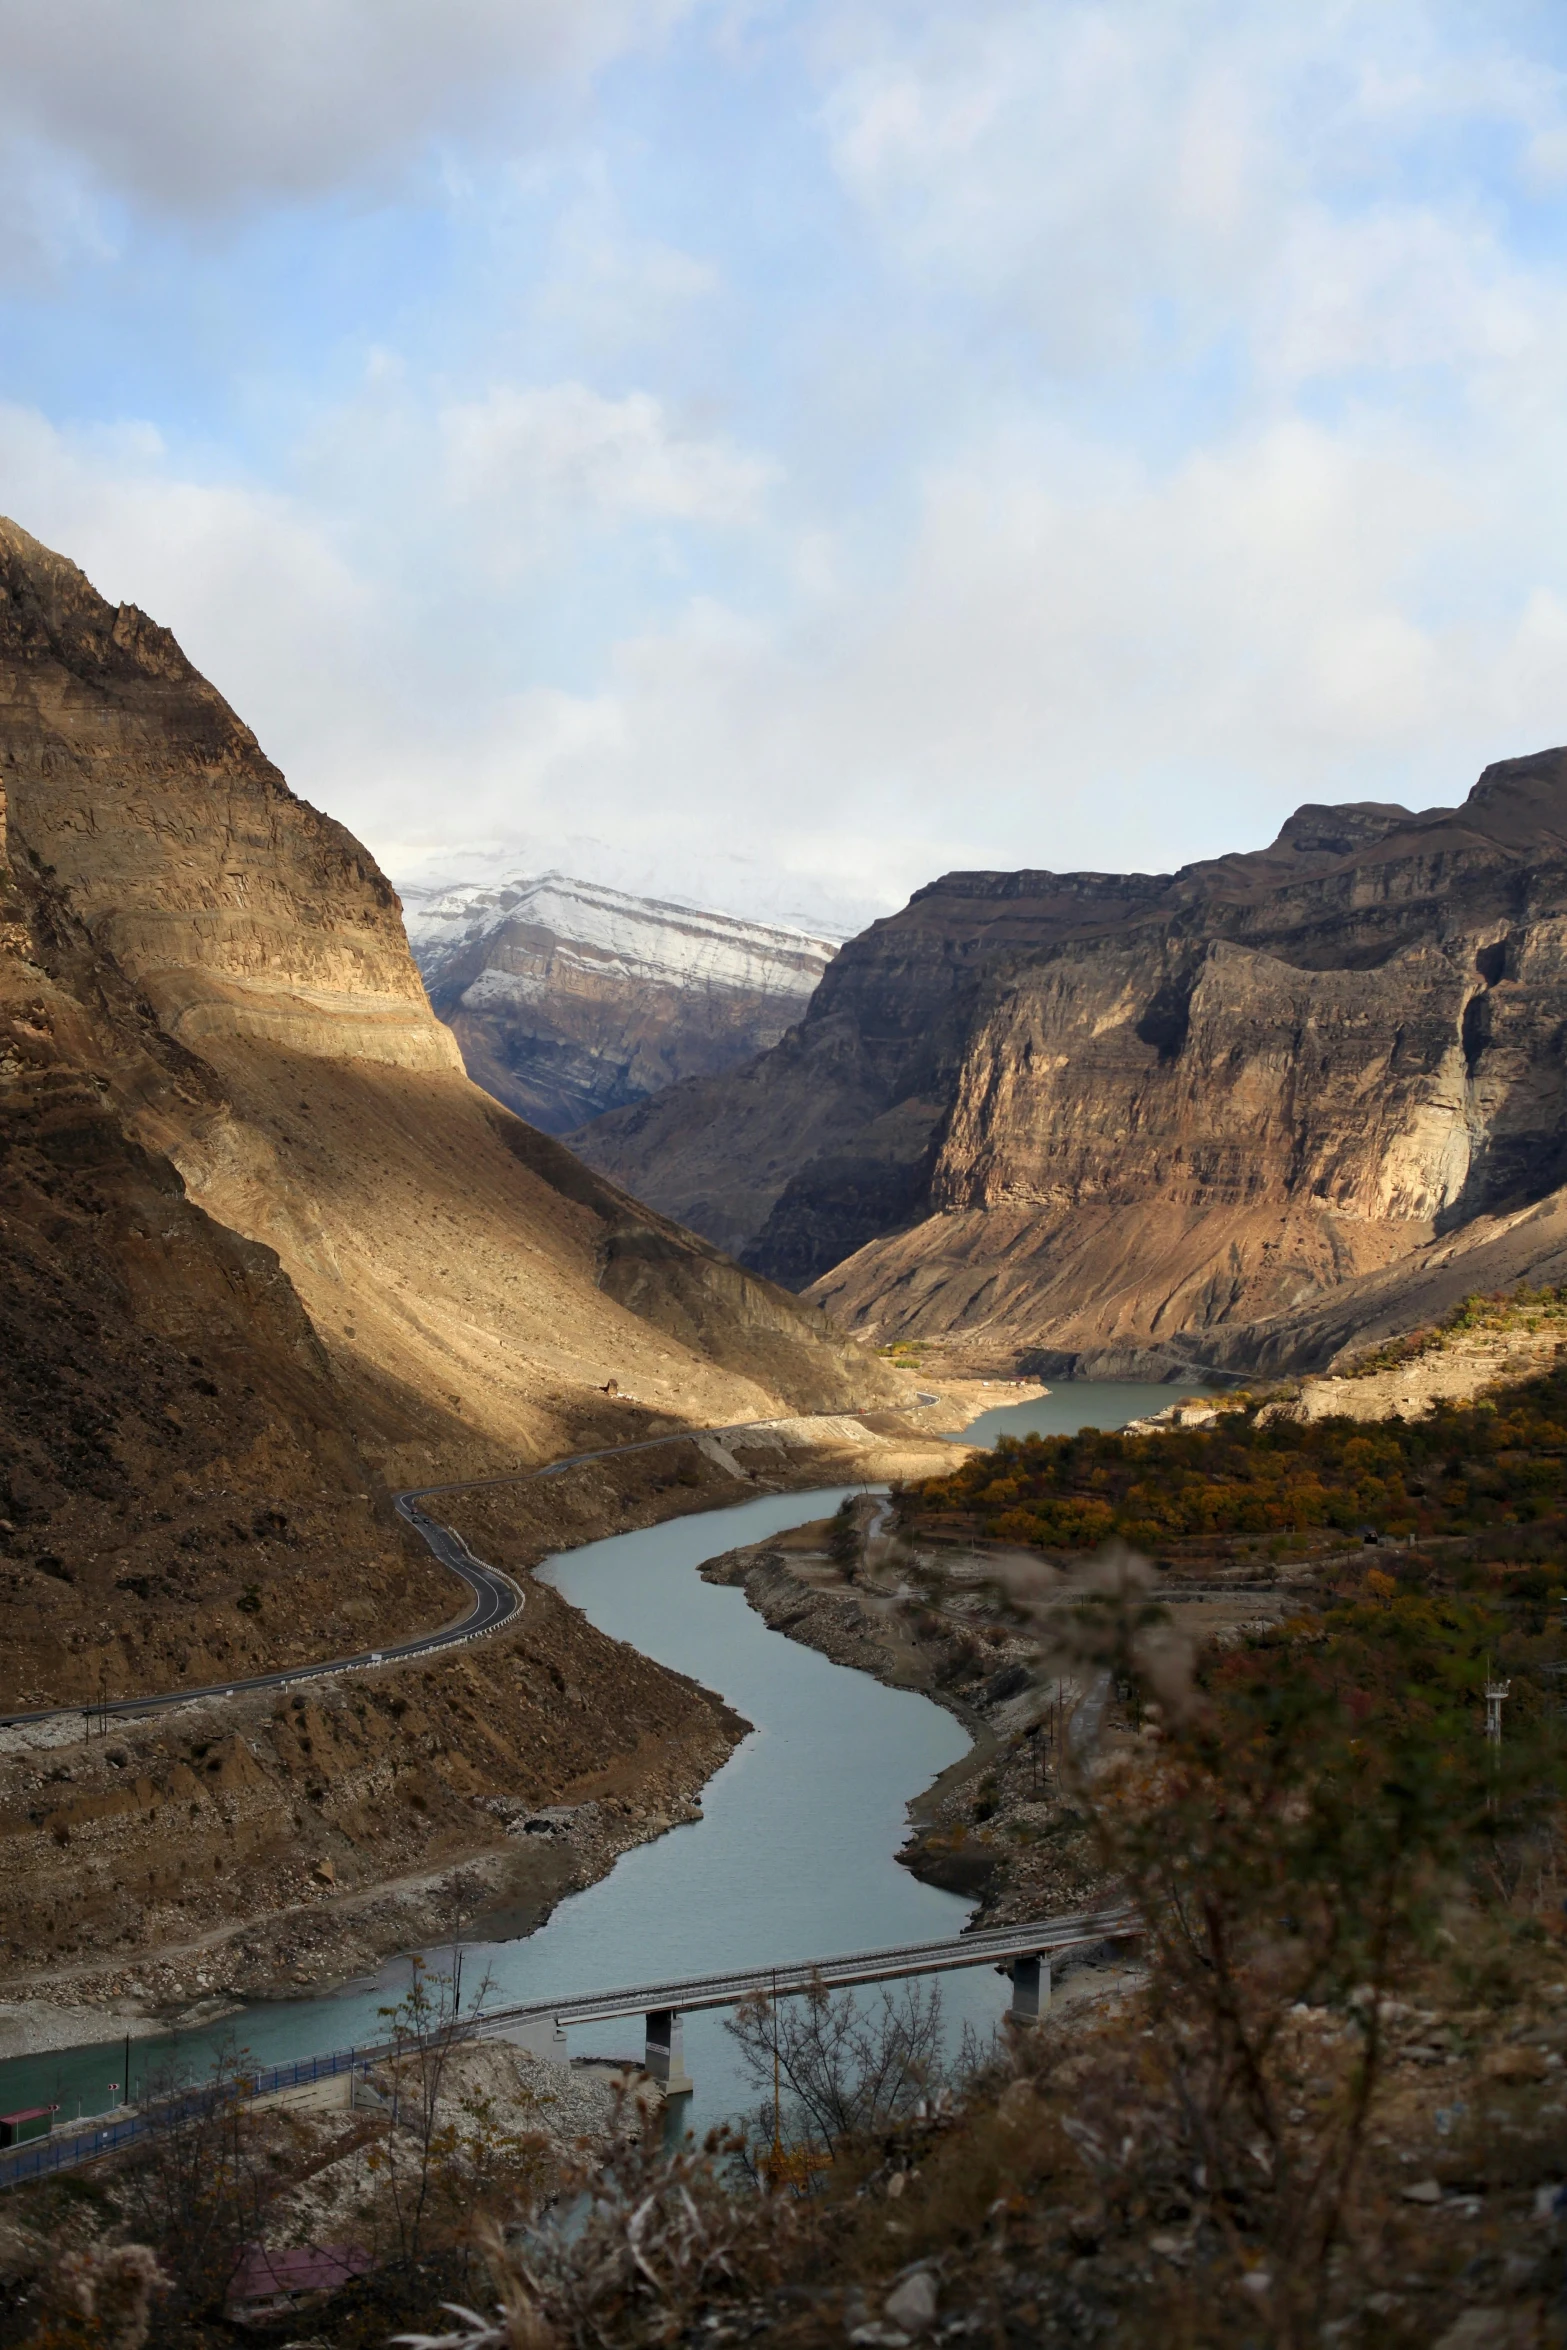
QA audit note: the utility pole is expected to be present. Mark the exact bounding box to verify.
[1484,1664,1511,1820]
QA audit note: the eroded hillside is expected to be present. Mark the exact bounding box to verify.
[0,516,894,1501]
[578,760,1567,1376]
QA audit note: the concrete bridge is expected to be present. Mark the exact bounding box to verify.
[476,1906,1139,2094]
[0,1907,1137,2187]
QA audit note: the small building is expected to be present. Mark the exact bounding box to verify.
[227,2244,374,2323]
[0,2107,56,2148]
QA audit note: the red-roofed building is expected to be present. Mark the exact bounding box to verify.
[227,2243,374,2319]
[0,2107,57,2148]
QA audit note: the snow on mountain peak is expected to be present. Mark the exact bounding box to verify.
[406,870,838,999]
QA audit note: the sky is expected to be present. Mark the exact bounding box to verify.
[4,1,1567,933]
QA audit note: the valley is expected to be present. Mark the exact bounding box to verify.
[0,519,941,2039]
[14,15,1567,2336]
[4,517,1567,2345]
[7,512,1564,2041]
[578,759,1567,1379]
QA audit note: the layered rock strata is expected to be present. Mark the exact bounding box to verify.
[406,871,834,1132]
[0,789,455,1712]
[0,515,894,1510]
[0,514,899,2007]
[578,755,1567,1374]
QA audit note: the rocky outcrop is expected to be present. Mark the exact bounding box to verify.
[0,517,914,2015]
[575,869,1164,1267]
[0,530,453,1076]
[579,751,1567,1375]
[406,871,834,1132]
[0,517,896,1502]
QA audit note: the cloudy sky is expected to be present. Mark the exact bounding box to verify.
[4,1,1567,930]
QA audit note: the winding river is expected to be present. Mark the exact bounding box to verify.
[0,1380,1205,2132]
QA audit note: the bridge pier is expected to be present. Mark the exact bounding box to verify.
[498,2016,570,2064]
[644,2008,694,2097]
[1009,1955,1050,2022]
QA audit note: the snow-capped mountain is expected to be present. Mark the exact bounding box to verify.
[402,871,837,1134]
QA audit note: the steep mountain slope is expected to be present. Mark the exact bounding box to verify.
[405,871,834,1131]
[0,519,912,2015]
[0,518,892,1535]
[573,870,1165,1266]
[578,756,1567,1375]
[0,786,464,1712]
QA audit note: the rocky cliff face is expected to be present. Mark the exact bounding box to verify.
[0,519,893,1541]
[0,779,461,1713]
[405,871,833,1132]
[0,534,452,1077]
[578,752,1567,1375]
[574,869,1165,1266]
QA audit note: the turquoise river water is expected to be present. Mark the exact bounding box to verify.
[0,1381,1206,2134]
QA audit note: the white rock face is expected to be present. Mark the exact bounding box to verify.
[403,871,838,1134]
[408,872,835,1000]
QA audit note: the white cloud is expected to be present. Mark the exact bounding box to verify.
[6,358,1567,929]
[817,4,1280,356]
[530,165,722,354]
[0,0,699,216]
[814,1,1567,381]
[385,401,1567,903]
[442,382,774,543]
[1258,204,1547,383]
[6,0,1567,938]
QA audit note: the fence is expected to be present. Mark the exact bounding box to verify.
[0,2044,370,2191]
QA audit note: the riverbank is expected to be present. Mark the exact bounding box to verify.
[695,1450,1299,1928]
[0,1411,965,2038]
[695,1501,1099,1922]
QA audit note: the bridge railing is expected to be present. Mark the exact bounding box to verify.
[0,2112,149,2191]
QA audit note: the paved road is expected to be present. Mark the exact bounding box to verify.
[0,1408,892,1732]
[0,1506,524,1731]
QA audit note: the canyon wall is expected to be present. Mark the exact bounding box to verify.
[406,871,834,1132]
[578,756,1567,1374]
[0,517,892,1499]
[0,797,460,1714]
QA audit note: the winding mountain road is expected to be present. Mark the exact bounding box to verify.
[0,1502,523,1731]
[0,1410,893,1732]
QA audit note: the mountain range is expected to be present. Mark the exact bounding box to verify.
[404,871,835,1132]
[575,757,1567,1378]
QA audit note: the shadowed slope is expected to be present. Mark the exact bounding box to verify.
[0,519,893,1502]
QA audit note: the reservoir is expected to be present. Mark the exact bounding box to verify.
[946,1377,1222,1451]
[0,1487,976,2134]
[0,1381,1174,2134]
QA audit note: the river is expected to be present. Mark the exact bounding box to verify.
[942,1377,1221,1451]
[0,1487,975,2133]
[0,1381,1207,2134]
